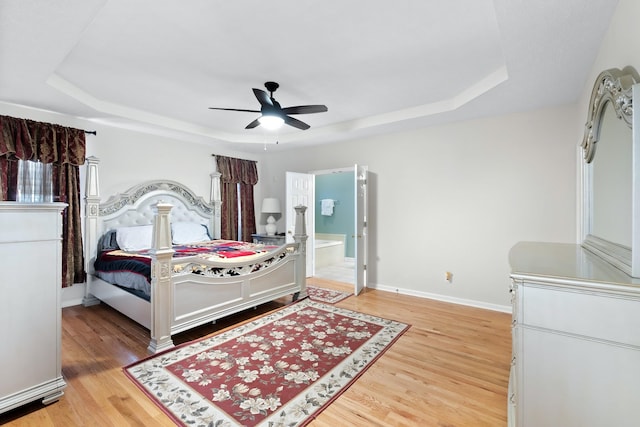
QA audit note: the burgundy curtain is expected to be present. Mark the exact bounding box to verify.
[0,115,86,287]
[215,155,258,241]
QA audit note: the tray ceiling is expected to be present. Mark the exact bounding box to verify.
[0,0,619,150]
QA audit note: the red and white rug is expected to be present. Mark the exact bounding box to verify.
[125,298,409,426]
[306,285,352,304]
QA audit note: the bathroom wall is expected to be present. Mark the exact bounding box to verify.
[315,171,355,257]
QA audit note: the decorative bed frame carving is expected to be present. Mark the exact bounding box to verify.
[82,156,308,354]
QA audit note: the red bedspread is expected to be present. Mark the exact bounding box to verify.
[104,239,277,263]
[94,240,280,296]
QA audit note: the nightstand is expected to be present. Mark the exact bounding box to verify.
[252,233,285,245]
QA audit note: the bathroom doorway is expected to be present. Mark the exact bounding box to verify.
[286,165,368,294]
[313,168,356,285]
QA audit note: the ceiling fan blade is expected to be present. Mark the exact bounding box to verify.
[209,107,260,113]
[245,118,261,129]
[252,88,273,107]
[284,115,310,130]
[281,105,328,115]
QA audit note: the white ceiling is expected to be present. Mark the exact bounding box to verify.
[0,0,619,152]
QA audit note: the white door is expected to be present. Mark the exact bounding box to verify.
[285,171,314,276]
[354,164,368,295]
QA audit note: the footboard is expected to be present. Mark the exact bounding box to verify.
[148,204,308,354]
[170,247,302,335]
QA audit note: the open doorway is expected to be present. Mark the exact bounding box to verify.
[313,168,356,285]
[286,165,367,295]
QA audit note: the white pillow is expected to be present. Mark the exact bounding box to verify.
[115,225,153,251]
[171,222,210,244]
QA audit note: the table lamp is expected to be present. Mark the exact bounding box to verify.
[261,198,281,236]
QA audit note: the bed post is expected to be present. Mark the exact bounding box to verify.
[210,171,222,239]
[293,205,308,299]
[147,202,176,354]
[83,156,101,307]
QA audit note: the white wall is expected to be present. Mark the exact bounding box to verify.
[261,105,580,310]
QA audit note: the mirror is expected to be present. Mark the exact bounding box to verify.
[581,66,639,276]
[592,103,632,246]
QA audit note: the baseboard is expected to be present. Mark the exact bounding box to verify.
[369,283,512,313]
[61,282,85,308]
[62,280,512,313]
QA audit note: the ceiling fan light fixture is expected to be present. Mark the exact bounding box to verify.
[258,114,284,130]
[209,82,327,131]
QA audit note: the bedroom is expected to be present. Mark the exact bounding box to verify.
[1,0,639,425]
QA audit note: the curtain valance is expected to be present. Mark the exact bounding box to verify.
[216,155,258,185]
[0,115,86,165]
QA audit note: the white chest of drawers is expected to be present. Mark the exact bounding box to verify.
[508,242,640,427]
[0,202,67,414]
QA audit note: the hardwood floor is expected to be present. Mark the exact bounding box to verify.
[0,279,512,426]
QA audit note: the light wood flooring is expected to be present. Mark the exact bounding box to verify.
[0,279,512,426]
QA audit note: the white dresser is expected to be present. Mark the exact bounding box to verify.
[0,202,67,413]
[508,241,640,427]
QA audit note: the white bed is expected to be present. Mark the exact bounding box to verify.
[82,156,308,354]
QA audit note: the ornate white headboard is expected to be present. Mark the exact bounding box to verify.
[83,156,221,278]
[99,181,213,231]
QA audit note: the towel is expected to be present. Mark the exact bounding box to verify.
[321,199,335,216]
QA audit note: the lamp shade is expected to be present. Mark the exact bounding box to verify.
[261,198,281,214]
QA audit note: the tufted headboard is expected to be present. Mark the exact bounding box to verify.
[98,180,214,234]
[83,158,221,280]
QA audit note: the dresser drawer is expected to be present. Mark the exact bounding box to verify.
[520,284,640,347]
[0,203,65,243]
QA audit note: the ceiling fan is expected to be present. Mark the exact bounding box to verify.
[209,81,328,131]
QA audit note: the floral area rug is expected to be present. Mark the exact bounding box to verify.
[306,285,352,304]
[125,298,409,426]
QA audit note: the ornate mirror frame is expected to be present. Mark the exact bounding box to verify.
[581,66,640,277]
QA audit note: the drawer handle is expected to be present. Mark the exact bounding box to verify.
[510,393,516,404]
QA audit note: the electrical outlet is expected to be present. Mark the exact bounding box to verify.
[445,271,453,283]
